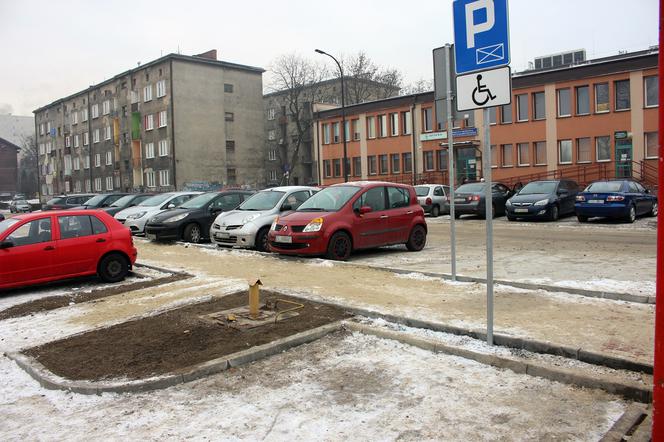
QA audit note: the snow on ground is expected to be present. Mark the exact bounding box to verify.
[0,332,625,441]
[521,278,655,297]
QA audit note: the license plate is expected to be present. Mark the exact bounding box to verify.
[514,208,529,213]
[146,233,156,240]
[588,199,604,204]
[454,198,466,203]
[275,235,292,243]
[215,232,229,239]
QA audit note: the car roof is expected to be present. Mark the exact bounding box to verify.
[261,186,318,192]
[11,209,111,221]
[331,181,412,188]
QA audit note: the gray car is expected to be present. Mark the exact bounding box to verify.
[210,186,318,251]
[415,184,450,217]
[9,199,31,213]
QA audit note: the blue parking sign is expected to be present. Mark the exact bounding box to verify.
[453,0,510,74]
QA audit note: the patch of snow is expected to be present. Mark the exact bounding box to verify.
[394,272,441,282]
[521,278,655,297]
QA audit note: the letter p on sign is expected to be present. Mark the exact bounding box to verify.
[465,0,495,48]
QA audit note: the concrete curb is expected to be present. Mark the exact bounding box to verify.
[7,321,344,395]
[346,322,652,403]
[600,403,650,441]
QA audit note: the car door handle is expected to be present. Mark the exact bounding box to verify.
[96,238,106,243]
[380,215,389,219]
[44,245,55,251]
[406,211,414,214]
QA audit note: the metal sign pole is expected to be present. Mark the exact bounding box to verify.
[444,44,457,280]
[483,107,494,345]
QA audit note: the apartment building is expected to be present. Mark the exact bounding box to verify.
[34,50,264,199]
[0,137,20,196]
[315,48,659,188]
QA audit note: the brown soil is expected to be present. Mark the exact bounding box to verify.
[0,271,191,321]
[25,291,350,381]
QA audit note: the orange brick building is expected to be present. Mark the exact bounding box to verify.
[314,48,658,188]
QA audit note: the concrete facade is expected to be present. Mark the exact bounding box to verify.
[0,137,19,196]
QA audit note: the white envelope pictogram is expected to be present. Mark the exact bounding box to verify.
[476,44,505,64]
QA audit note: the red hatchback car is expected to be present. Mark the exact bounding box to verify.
[268,181,427,260]
[0,210,137,290]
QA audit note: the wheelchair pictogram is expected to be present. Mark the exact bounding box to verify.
[471,74,496,106]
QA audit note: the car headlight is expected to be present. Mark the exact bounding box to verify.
[126,211,147,220]
[303,217,323,232]
[505,199,512,206]
[164,213,188,223]
[242,213,261,224]
[534,199,549,206]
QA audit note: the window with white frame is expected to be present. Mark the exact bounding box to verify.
[65,181,71,193]
[352,119,360,140]
[390,113,399,136]
[645,132,658,159]
[46,142,52,154]
[83,132,89,146]
[268,130,276,140]
[645,76,658,108]
[94,153,101,167]
[93,129,100,143]
[368,156,377,175]
[558,140,572,164]
[268,149,277,161]
[39,143,45,155]
[595,83,609,113]
[85,179,91,192]
[501,144,513,166]
[533,92,545,120]
[74,180,81,192]
[577,138,591,163]
[332,122,340,143]
[47,121,51,133]
[614,80,630,111]
[144,114,154,131]
[158,110,167,127]
[159,170,169,186]
[596,136,611,161]
[84,156,90,169]
[516,94,528,121]
[105,176,113,191]
[423,151,434,171]
[423,108,433,132]
[557,88,571,117]
[130,90,139,104]
[65,136,71,148]
[94,177,102,191]
[144,85,153,102]
[267,108,276,120]
[39,123,44,135]
[576,86,590,115]
[378,115,387,137]
[344,120,350,142]
[105,151,112,165]
[74,135,80,148]
[391,153,400,173]
[72,112,78,124]
[158,139,169,156]
[156,80,166,98]
[64,155,72,174]
[401,111,411,135]
[517,143,530,166]
[92,104,99,119]
[145,142,155,159]
[269,169,278,181]
[102,100,110,115]
[367,116,376,138]
[81,108,88,122]
[114,175,120,188]
[104,125,111,140]
[146,171,156,188]
[490,145,498,167]
[74,156,80,170]
[322,123,330,144]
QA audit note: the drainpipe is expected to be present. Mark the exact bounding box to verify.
[410,95,417,185]
[87,89,93,191]
[34,114,41,201]
[169,58,177,190]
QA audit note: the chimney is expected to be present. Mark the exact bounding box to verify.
[194,49,217,61]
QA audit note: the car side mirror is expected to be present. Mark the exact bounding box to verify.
[0,241,14,249]
[167,203,176,209]
[281,203,292,211]
[355,205,373,215]
[645,189,651,194]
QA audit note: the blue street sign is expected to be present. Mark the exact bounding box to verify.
[453,0,510,74]
[452,128,478,137]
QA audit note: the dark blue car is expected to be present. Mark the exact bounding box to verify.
[575,179,658,223]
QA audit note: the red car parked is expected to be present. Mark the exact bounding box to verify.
[268,181,427,260]
[0,210,137,290]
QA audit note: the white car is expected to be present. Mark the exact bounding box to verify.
[115,191,201,234]
[210,186,318,251]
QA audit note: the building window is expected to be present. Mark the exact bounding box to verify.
[367,116,376,139]
[368,156,377,175]
[85,179,91,192]
[92,129,100,144]
[575,86,590,115]
[65,181,71,193]
[596,136,611,161]
[158,111,167,127]
[557,89,570,117]
[490,145,498,167]
[267,108,275,120]
[352,119,360,140]
[72,112,78,125]
[227,168,236,185]
[323,160,331,178]
[268,169,278,181]
[145,114,154,131]
[94,153,101,167]
[131,90,139,104]
[343,121,350,142]
[378,115,387,137]
[437,149,448,171]
[595,83,609,113]
[225,112,234,121]
[391,153,400,174]
[159,170,170,186]
[146,171,156,188]
[533,92,545,120]
[645,132,658,159]
[402,111,412,135]
[614,80,630,111]
[576,138,591,163]
[403,152,412,173]
[94,177,102,191]
[82,108,88,122]
[501,144,513,167]
[65,136,71,148]
[389,113,399,136]
[102,100,111,115]
[156,80,166,98]
[517,143,529,166]
[488,107,497,125]
[516,94,528,121]
[333,159,341,177]
[501,103,512,123]
[115,175,120,188]
[105,176,113,191]
[84,156,90,169]
[558,140,572,164]
[92,104,99,119]
[423,108,433,132]
[224,140,235,151]
[104,126,112,141]
[322,124,330,144]
[158,139,169,156]
[144,85,153,102]
[379,154,388,174]
[268,149,277,161]
[105,151,112,165]
[423,151,434,171]
[145,142,155,159]
[74,180,81,192]
[332,122,340,143]
[268,129,276,140]
[224,83,234,93]
[353,156,362,177]
[73,157,80,170]
[645,76,659,107]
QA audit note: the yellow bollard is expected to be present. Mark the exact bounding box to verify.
[248,278,262,319]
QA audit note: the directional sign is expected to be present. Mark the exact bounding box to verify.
[456,66,511,111]
[453,0,510,74]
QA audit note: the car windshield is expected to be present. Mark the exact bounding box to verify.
[414,186,431,197]
[82,194,107,206]
[15,200,28,204]
[585,182,623,193]
[298,186,360,212]
[457,183,485,193]
[46,197,65,205]
[519,182,557,195]
[238,191,286,211]
[180,192,219,209]
[0,218,20,236]
[138,194,173,207]
[111,195,135,207]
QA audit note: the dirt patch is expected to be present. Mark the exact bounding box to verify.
[0,270,191,321]
[25,291,350,381]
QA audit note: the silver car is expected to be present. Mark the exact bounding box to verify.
[115,191,201,234]
[210,186,318,251]
[9,199,31,213]
[415,184,449,217]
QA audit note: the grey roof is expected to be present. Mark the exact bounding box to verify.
[0,136,21,151]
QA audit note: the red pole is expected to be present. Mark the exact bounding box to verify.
[653,0,664,437]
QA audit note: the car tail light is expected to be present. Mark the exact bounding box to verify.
[576,195,585,202]
[471,195,480,201]
[607,195,625,202]
[446,196,451,202]
[425,197,432,205]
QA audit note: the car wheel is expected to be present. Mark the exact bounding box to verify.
[406,225,427,251]
[183,223,202,243]
[431,205,440,217]
[255,227,270,252]
[626,204,636,223]
[98,253,129,283]
[650,202,658,217]
[548,205,559,222]
[577,215,588,223]
[326,231,352,261]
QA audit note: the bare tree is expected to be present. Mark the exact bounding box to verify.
[400,78,434,95]
[342,52,402,103]
[18,135,39,197]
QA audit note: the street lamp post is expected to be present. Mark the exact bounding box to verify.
[315,48,348,182]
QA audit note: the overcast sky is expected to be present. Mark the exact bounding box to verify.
[0,0,658,116]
